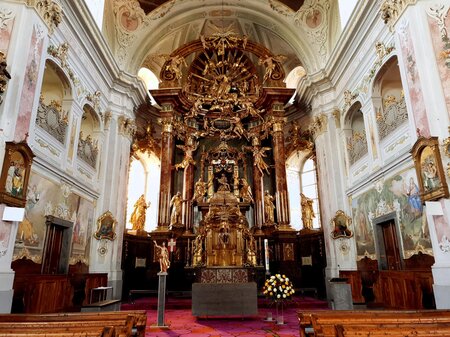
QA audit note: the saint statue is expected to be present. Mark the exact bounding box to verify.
[129,194,149,231]
[301,193,315,230]
[170,192,183,226]
[192,178,207,203]
[217,173,230,192]
[264,190,275,224]
[153,240,170,273]
[192,234,204,266]
[239,178,253,203]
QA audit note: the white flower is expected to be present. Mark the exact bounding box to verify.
[283,294,286,298]
[274,288,277,292]
[277,294,281,298]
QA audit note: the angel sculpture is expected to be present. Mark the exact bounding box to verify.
[258,54,286,83]
[174,138,199,171]
[251,146,271,176]
[239,178,254,203]
[160,54,187,80]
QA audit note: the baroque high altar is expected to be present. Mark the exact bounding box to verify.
[143,30,297,271]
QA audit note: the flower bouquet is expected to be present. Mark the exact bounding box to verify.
[263,274,295,301]
[263,274,295,324]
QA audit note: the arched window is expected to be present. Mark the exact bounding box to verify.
[300,158,321,229]
[138,67,159,105]
[126,153,161,232]
[287,153,321,230]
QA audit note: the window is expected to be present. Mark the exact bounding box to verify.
[300,158,321,229]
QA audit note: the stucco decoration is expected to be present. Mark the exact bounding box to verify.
[380,0,417,30]
[113,0,176,66]
[376,93,408,140]
[35,97,68,144]
[28,0,63,34]
[269,0,331,65]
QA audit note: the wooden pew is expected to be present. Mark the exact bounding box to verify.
[298,310,450,337]
[0,310,147,337]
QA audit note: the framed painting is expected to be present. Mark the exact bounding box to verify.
[0,142,34,207]
[93,211,117,241]
[411,136,449,202]
[330,210,353,239]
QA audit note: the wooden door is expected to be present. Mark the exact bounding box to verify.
[381,220,402,270]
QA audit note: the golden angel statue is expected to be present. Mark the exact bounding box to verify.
[258,54,286,83]
[301,193,315,229]
[153,240,170,273]
[161,54,187,80]
[252,146,271,176]
[174,138,199,171]
[129,194,150,231]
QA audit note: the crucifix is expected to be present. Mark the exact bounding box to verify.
[168,238,176,253]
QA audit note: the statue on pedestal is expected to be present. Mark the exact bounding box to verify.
[153,240,170,273]
[130,194,150,231]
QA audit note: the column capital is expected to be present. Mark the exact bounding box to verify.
[117,115,136,140]
[27,0,63,34]
[309,113,328,139]
[380,0,417,31]
[159,117,174,133]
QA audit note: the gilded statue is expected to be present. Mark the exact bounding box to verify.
[246,235,257,266]
[217,173,230,192]
[129,194,150,231]
[251,146,271,176]
[301,193,315,230]
[192,178,207,203]
[192,233,204,266]
[162,54,187,80]
[170,192,183,227]
[239,178,253,203]
[175,138,199,171]
[153,240,170,273]
[264,190,275,224]
[258,54,286,83]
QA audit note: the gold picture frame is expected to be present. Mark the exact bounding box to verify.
[411,136,449,202]
[0,142,34,207]
[330,210,353,239]
[94,211,117,241]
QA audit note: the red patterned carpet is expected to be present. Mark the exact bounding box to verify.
[121,296,328,336]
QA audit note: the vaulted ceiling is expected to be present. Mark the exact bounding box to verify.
[104,0,342,79]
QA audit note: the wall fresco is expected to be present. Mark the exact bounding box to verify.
[0,8,15,54]
[16,171,93,262]
[352,167,432,259]
[14,25,44,142]
[427,6,450,117]
[397,22,431,137]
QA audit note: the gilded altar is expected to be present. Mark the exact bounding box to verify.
[193,190,257,267]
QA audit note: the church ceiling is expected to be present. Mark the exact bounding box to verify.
[107,0,341,76]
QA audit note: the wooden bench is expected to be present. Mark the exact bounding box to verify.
[298,310,450,337]
[0,310,147,337]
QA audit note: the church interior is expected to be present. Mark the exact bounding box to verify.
[1,0,450,335]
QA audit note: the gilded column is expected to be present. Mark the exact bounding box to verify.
[251,137,264,231]
[271,115,292,230]
[157,115,175,230]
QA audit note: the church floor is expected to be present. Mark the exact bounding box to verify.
[121,296,329,336]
